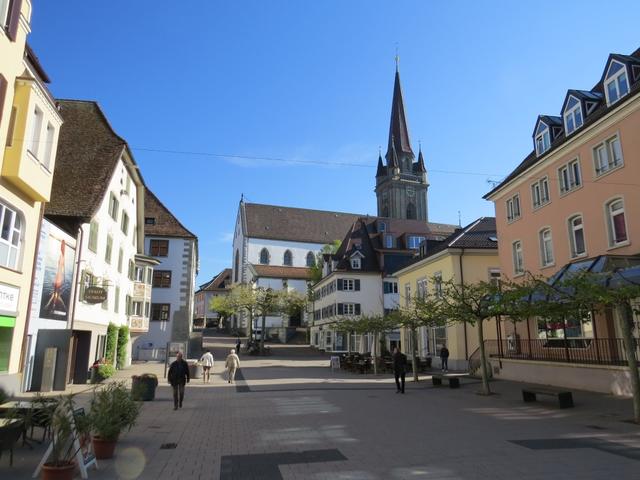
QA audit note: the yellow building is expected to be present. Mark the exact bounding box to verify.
[0,0,63,392]
[393,218,500,371]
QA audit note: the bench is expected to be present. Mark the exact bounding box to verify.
[522,388,574,408]
[432,374,460,389]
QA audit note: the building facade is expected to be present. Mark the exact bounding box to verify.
[484,47,640,395]
[134,189,198,361]
[0,0,63,392]
[194,268,231,329]
[392,218,500,370]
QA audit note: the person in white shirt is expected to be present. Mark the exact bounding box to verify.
[199,349,214,383]
[225,349,240,384]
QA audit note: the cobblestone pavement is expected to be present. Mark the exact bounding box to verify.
[3,333,640,479]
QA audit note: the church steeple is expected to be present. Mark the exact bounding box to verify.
[385,69,414,164]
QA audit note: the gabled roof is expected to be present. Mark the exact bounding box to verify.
[385,69,414,162]
[485,47,640,200]
[144,189,196,239]
[250,264,311,280]
[242,202,362,244]
[197,268,232,292]
[46,100,129,220]
[533,115,562,137]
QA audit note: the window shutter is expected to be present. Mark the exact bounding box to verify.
[337,303,344,315]
[354,279,360,291]
[7,0,23,42]
[355,304,361,315]
[337,279,343,290]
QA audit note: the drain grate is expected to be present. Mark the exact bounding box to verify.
[160,443,178,449]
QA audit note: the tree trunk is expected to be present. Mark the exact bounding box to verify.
[260,314,266,354]
[411,327,418,382]
[372,332,378,375]
[477,319,491,395]
[618,302,640,423]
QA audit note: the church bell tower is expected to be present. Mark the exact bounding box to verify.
[375,65,429,221]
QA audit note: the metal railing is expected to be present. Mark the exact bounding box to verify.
[480,338,636,367]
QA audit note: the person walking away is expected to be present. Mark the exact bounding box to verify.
[440,345,450,372]
[392,347,407,394]
[200,349,214,383]
[168,352,190,410]
[236,337,242,355]
[225,348,240,384]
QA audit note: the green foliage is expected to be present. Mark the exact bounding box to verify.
[39,394,89,467]
[116,325,129,369]
[309,240,341,284]
[105,323,118,364]
[97,363,115,379]
[89,381,141,441]
[210,295,235,323]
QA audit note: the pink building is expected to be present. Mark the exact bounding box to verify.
[484,47,640,395]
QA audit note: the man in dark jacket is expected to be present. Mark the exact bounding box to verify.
[168,352,190,410]
[392,347,407,394]
[440,345,450,372]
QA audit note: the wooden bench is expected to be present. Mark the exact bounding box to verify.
[522,388,574,408]
[432,374,460,389]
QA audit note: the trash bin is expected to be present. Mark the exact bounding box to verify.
[187,360,202,379]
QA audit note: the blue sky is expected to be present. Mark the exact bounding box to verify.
[30,1,640,283]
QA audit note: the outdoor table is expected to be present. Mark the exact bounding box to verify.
[0,400,54,446]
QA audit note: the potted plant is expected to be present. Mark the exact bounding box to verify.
[88,382,140,459]
[131,373,158,401]
[90,363,115,384]
[40,395,89,480]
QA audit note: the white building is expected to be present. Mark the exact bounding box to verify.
[133,189,198,361]
[44,100,157,384]
[231,200,360,339]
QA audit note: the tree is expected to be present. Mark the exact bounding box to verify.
[439,279,500,395]
[227,284,258,336]
[209,295,236,329]
[309,240,342,284]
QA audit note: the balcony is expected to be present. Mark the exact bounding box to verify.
[1,77,62,201]
[128,315,149,333]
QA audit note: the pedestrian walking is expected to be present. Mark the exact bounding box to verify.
[225,348,240,384]
[392,347,407,394]
[199,349,214,383]
[168,352,190,410]
[440,344,450,372]
[236,337,242,354]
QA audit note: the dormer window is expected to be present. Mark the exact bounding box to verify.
[604,60,629,105]
[535,123,551,156]
[378,221,386,233]
[563,96,583,135]
[351,258,361,269]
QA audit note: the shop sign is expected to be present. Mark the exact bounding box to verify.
[84,286,107,304]
[0,283,19,316]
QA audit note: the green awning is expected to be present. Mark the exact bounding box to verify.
[0,316,16,328]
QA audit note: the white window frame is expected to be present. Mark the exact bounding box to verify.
[558,158,582,195]
[384,234,393,248]
[568,214,586,258]
[531,176,550,209]
[604,61,629,106]
[28,106,44,159]
[606,198,628,247]
[539,228,554,267]
[563,97,583,135]
[593,135,623,177]
[535,127,551,156]
[506,194,521,223]
[343,279,355,291]
[488,269,501,286]
[350,257,361,269]
[433,272,443,298]
[0,201,23,270]
[108,193,119,221]
[512,240,524,276]
[0,0,11,27]
[42,122,55,170]
[408,236,425,249]
[416,277,427,299]
[343,303,355,315]
[121,211,129,235]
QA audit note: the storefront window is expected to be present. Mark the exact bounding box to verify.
[537,312,594,341]
[0,320,15,372]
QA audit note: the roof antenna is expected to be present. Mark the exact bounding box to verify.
[458,210,462,227]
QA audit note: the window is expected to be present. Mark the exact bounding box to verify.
[117,248,123,273]
[383,281,398,294]
[120,212,129,235]
[512,241,524,275]
[343,303,356,315]
[88,221,99,253]
[28,106,43,158]
[151,303,170,321]
[558,159,581,194]
[378,221,386,233]
[149,239,169,257]
[488,269,501,287]
[568,215,586,258]
[125,174,131,195]
[563,96,583,135]
[145,217,156,225]
[416,278,427,299]
[283,250,292,266]
[306,251,315,267]
[604,61,629,105]
[351,257,361,269]
[404,283,411,307]
[0,0,11,27]
[433,272,443,297]
[104,235,113,264]
[539,228,554,267]
[384,234,394,248]
[101,280,109,310]
[234,249,240,282]
[259,248,270,265]
[535,124,551,156]
[506,194,521,222]
[343,279,354,291]
[606,198,628,246]
[146,267,153,285]
[593,135,623,176]
[406,203,416,220]
[108,193,119,221]
[153,270,172,288]
[408,236,425,249]
[134,266,144,282]
[0,201,22,269]
[114,286,120,313]
[538,311,594,340]
[42,123,55,170]
[130,300,143,316]
[531,177,550,208]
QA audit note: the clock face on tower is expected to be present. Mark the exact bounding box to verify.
[407,186,415,197]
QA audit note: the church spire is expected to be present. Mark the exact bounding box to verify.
[415,144,426,173]
[376,149,386,177]
[385,68,414,164]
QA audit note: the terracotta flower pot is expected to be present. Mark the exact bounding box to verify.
[41,462,75,480]
[92,435,117,459]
